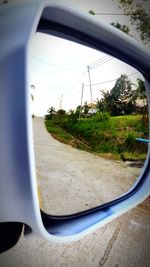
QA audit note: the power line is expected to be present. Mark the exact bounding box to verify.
[63,69,87,98]
[89,57,113,69]
[89,56,109,67]
[87,56,113,108]
[32,56,81,72]
[89,56,112,69]
[84,72,138,87]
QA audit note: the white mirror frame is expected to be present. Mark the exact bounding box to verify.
[0,0,150,243]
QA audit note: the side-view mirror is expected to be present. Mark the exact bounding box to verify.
[0,0,150,251]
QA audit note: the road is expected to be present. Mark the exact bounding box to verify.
[33,118,140,215]
[0,117,150,267]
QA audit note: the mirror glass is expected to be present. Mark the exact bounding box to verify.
[29,32,148,215]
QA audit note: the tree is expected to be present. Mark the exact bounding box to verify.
[96,98,104,113]
[88,8,131,36]
[75,105,82,119]
[116,0,150,43]
[83,101,89,116]
[47,106,55,115]
[133,78,148,124]
[110,74,136,115]
[68,108,79,122]
[57,109,66,115]
[111,22,130,34]
[89,2,150,43]
[99,90,113,113]
[88,10,95,15]
[134,78,147,101]
[76,105,82,113]
[46,106,56,120]
[98,74,136,116]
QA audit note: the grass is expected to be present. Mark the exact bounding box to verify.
[46,120,73,143]
[45,120,90,150]
[45,114,148,161]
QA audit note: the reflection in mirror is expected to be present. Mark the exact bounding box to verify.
[29,33,148,215]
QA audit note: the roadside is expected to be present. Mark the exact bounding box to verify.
[45,113,148,162]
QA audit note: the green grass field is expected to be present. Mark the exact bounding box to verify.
[45,114,148,161]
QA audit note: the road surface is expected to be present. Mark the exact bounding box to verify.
[33,117,140,215]
[0,117,150,267]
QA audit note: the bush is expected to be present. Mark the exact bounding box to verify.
[45,114,52,120]
[92,112,110,122]
[122,133,136,153]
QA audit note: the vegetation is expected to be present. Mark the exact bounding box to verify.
[89,1,150,44]
[111,22,131,35]
[45,119,90,151]
[116,0,150,44]
[96,75,148,117]
[45,113,148,161]
[45,76,148,161]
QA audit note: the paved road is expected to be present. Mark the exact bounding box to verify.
[33,118,140,215]
[0,118,150,267]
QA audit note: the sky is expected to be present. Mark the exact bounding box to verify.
[29,0,144,116]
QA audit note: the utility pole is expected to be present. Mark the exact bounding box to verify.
[59,94,63,110]
[79,83,84,121]
[87,65,93,113]
[31,84,36,101]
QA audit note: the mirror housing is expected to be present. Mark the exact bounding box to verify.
[0,0,150,243]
